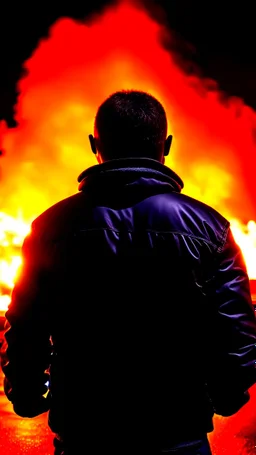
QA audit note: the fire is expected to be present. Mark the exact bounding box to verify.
[230,219,256,279]
[0,213,30,311]
[0,0,256,312]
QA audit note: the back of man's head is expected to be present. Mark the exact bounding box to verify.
[93,90,168,162]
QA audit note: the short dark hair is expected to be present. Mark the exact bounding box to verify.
[94,90,168,161]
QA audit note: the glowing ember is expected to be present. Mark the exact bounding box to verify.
[0,1,256,313]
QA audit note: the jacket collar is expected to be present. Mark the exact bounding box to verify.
[78,157,184,193]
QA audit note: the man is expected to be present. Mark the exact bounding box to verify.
[2,90,256,455]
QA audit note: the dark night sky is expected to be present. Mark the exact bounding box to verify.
[0,0,256,127]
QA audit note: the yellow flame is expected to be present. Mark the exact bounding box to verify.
[230,219,256,279]
[0,212,30,312]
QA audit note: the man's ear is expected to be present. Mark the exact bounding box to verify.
[164,135,172,156]
[89,134,97,154]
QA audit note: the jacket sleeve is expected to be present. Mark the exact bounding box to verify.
[1,225,52,417]
[206,227,256,416]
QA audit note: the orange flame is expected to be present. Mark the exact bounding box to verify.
[0,0,256,312]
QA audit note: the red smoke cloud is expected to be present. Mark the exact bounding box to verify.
[1,0,256,222]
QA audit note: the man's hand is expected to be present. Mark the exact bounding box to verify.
[212,389,250,417]
[13,394,51,418]
[4,376,51,418]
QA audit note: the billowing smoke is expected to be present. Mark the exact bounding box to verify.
[0,0,255,222]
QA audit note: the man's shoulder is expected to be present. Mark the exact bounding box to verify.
[31,192,84,235]
[151,191,230,246]
[178,192,229,221]
[153,191,229,225]
[177,192,230,243]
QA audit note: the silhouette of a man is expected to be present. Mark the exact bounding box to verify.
[2,90,256,455]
